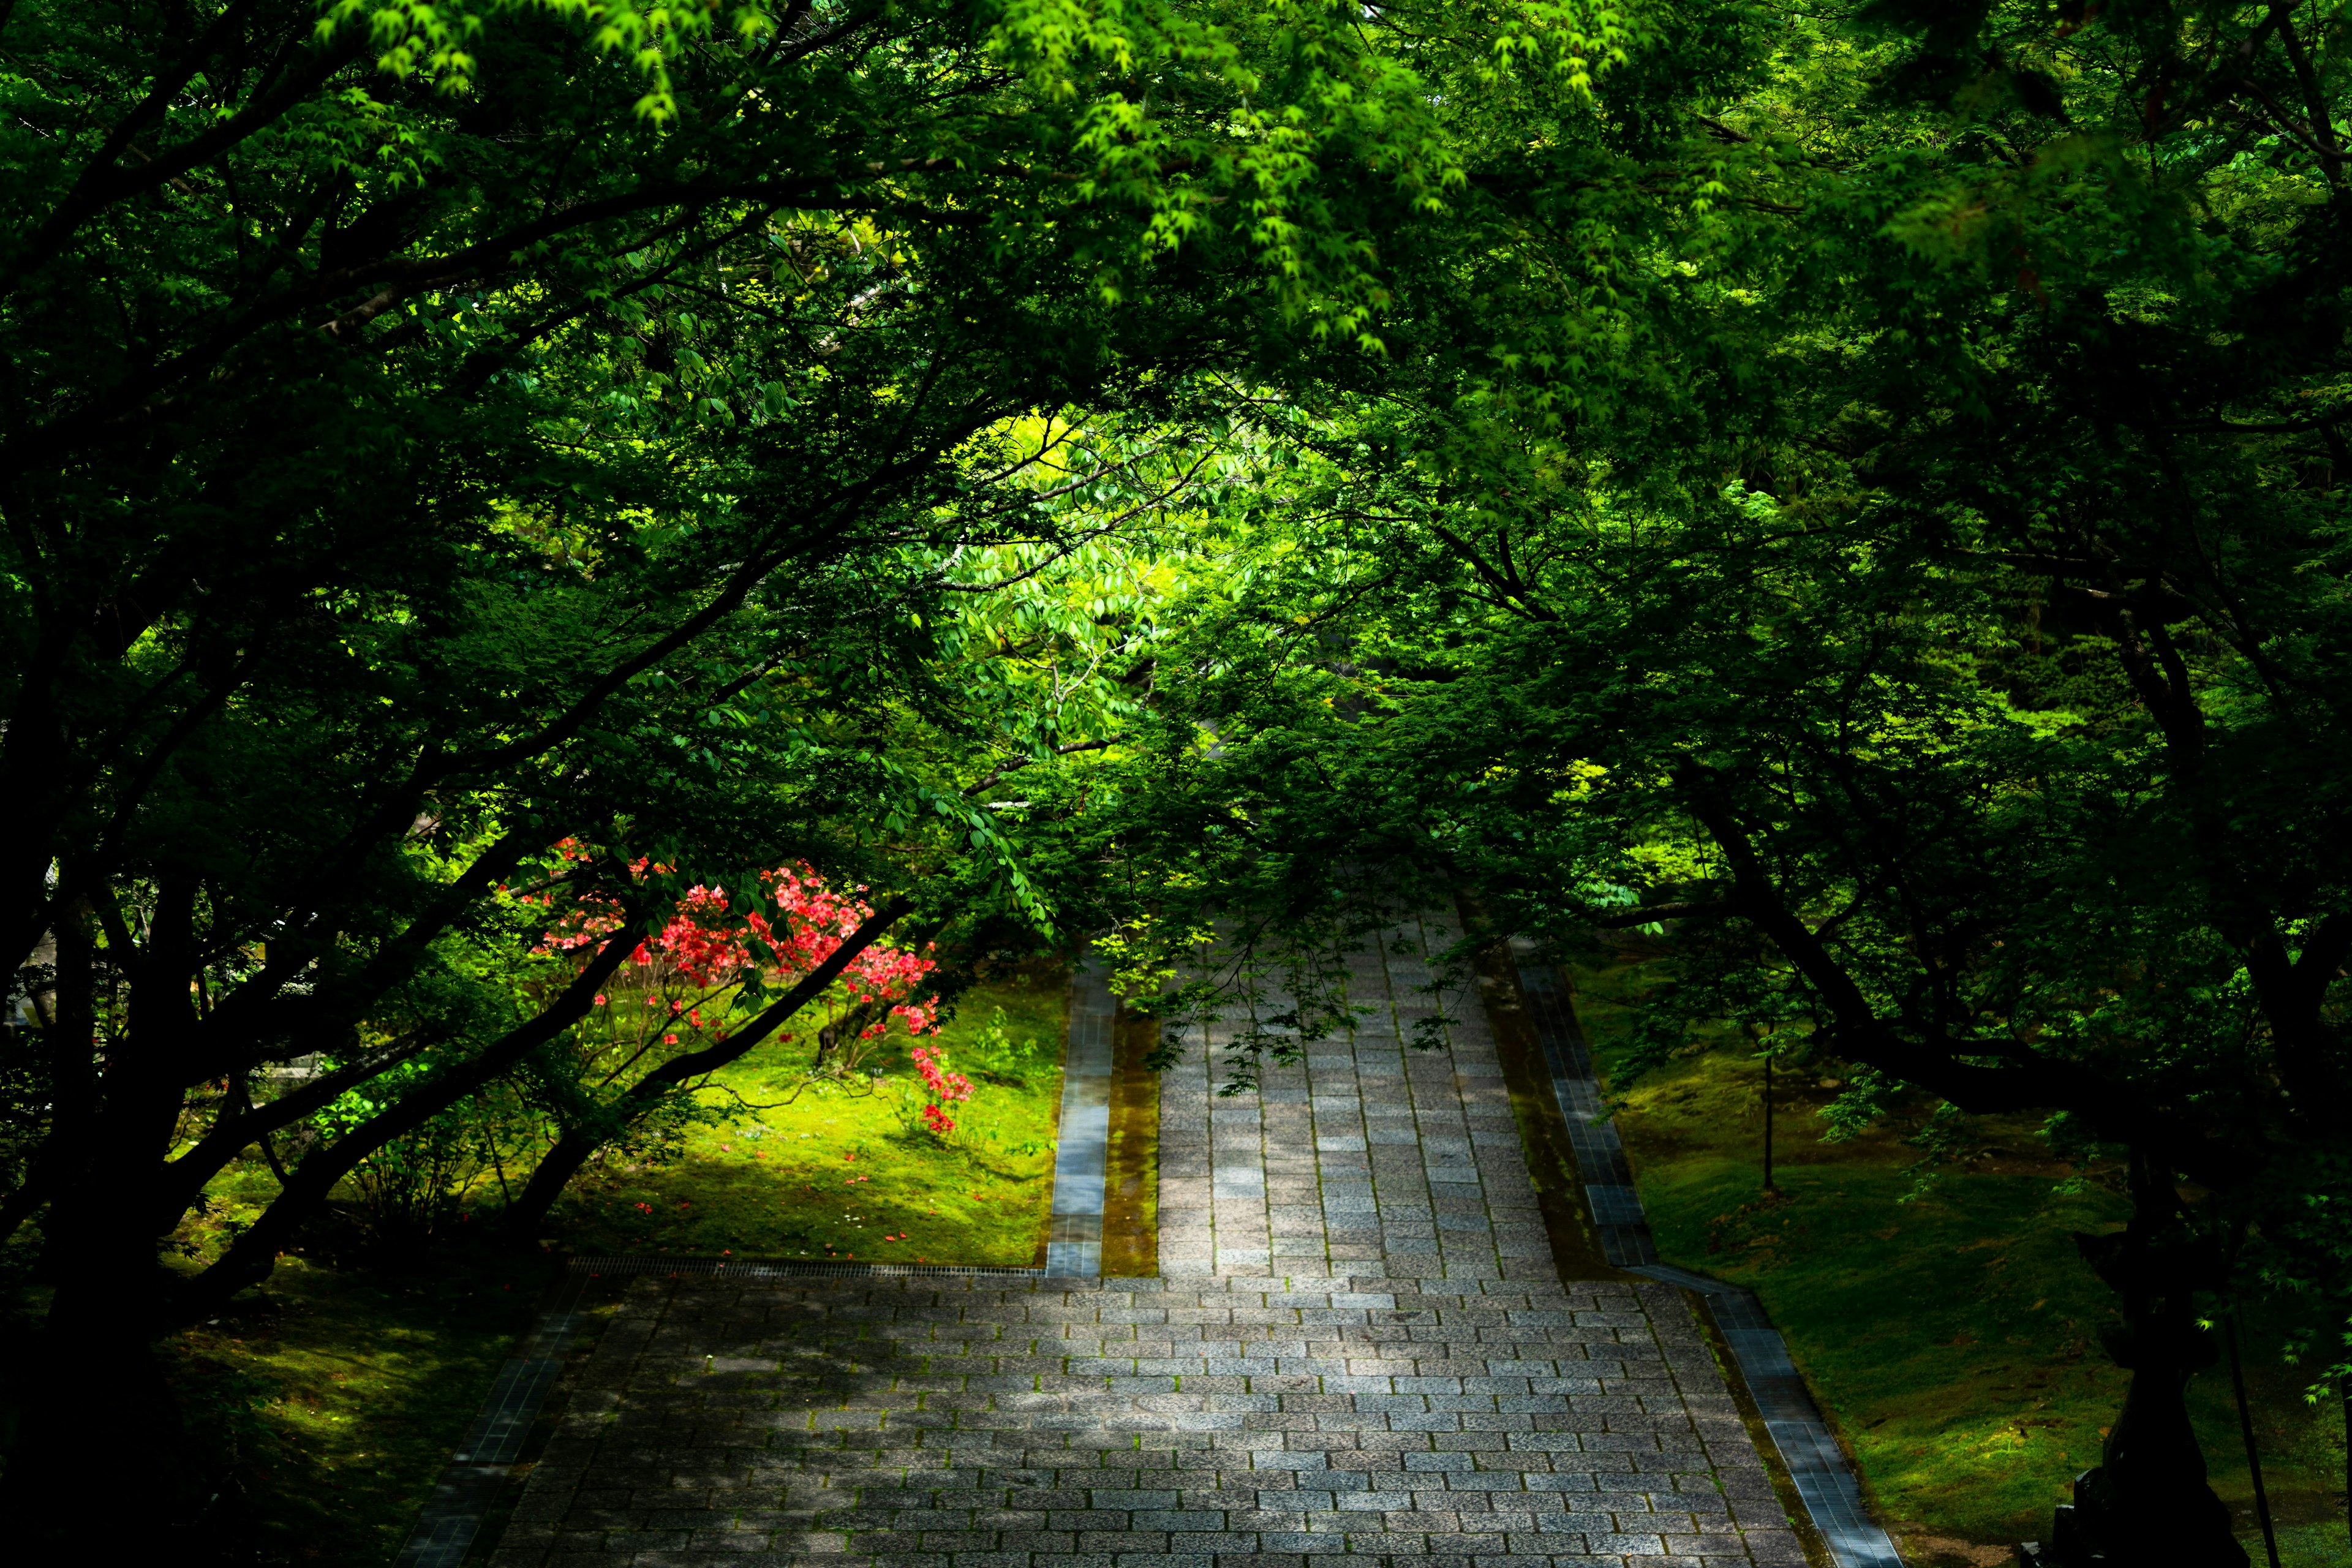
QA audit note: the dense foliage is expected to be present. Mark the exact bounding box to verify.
[10,0,2352,1560]
[1055,5,2352,1564]
[0,0,1513,1536]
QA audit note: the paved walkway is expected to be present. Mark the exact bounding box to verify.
[486,910,1805,1567]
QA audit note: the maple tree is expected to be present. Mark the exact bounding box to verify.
[0,0,1520,1532]
[36,0,2352,1558]
[1041,2,2352,1560]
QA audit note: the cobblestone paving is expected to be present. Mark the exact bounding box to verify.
[487,911,1804,1568]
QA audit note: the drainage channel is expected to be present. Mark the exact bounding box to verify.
[390,1266,589,1568]
[388,953,1118,1568]
[1046,950,1114,1276]
[1509,939,1908,1568]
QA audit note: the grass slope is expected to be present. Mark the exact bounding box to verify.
[1572,957,2351,1567]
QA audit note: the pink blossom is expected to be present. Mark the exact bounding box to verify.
[911,1046,974,1102]
[534,855,941,1069]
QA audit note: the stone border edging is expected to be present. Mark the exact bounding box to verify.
[1508,940,1907,1568]
[564,1253,1055,1280]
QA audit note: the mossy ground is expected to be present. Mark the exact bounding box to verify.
[1572,956,2352,1567]
[546,970,1069,1265]
[0,1248,559,1566]
[179,1251,557,1565]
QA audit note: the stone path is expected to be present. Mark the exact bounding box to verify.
[483,909,1806,1567]
[398,1273,594,1568]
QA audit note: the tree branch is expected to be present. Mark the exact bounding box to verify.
[1672,763,2184,1150]
[172,911,647,1321]
[1,22,367,298]
[1588,899,1738,928]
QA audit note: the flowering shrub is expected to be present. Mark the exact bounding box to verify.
[518,843,939,1110]
[913,1045,974,1102]
[893,1044,976,1140]
[898,1053,973,1142]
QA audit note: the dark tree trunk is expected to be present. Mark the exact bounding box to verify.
[501,1125,600,1239]
[2052,1153,2245,1568]
[1,1196,211,1547]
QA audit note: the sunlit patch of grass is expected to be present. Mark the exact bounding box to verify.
[1575,957,2351,1553]
[550,973,1069,1264]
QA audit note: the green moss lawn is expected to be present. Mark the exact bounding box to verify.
[1572,956,2351,1567]
[547,971,1069,1264]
